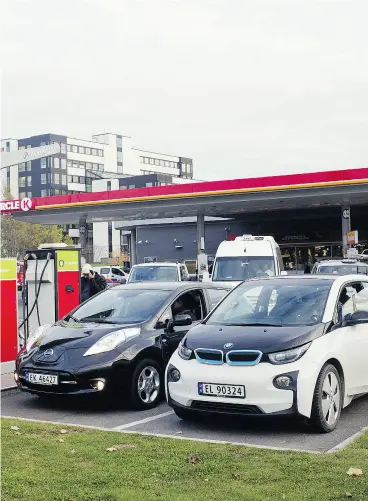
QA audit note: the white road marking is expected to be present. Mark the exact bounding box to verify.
[111,410,174,430]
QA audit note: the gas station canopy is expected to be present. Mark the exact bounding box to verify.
[6,167,368,225]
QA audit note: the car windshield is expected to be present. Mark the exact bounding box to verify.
[212,256,276,282]
[317,264,368,275]
[69,289,171,324]
[129,266,178,282]
[206,278,333,326]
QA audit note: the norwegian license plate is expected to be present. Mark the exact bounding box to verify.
[26,373,58,385]
[198,382,245,398]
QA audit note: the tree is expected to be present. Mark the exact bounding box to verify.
[1,187,72,258]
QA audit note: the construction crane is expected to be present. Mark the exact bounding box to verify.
[1,143,61,168]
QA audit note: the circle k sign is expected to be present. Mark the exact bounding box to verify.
[0,197,33,213]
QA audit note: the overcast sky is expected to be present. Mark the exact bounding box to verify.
[1,0,368,180]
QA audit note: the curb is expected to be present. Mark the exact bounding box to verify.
[1,386,19,395]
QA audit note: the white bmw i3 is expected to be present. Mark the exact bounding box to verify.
[165,275,368,432]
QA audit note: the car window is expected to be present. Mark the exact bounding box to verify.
[207,288,230,309]
[112,268,123,275]
[100,267,110,275]
[339,282,368,320]
[212,256,275,282]
[318,264,368,275]
[206,279,333,326]
[129,266,179,282]
[158,289,206,327]
[180,266,188,281]
[71,289,171,324]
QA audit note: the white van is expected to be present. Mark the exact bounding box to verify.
[210,235,284,288]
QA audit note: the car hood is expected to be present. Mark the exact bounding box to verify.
[184,322,326,354]
[34,322,141,350]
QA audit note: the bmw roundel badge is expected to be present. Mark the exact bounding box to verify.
[224,343,234,349]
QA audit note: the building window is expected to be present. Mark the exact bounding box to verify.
[67,144,72,152]
[27,192,32,198]
[154,159,159,166]
[149,158,154,165]
[67,160,72,168]
[5,141,10,152]
[79,176,85,184]
[41,189,48,197]
[146,182,153,187]
[27,176,32,186]
[61,158,66,168]
[129,184,135,189]
[60,143,67,154]
[61,174,67,185]
[92,148,97,156]
[19,192,26,199]
[54,173,60,184]
[40,142,46,146]
[117,151,123,162]
[26,161,31,171]
[144,157,149,164]
[98,149,103,157]
[78,146,85,154]
[41,174,47,184]
[85,147,91,155]
[79,162,85,169]
[116,136,122,148]
[18,163,26,172]
[19,177,26,187]
[54,157,60,168]
[72,145,78,153]
[41,158,46,168]
[72,161,79,168]
[86,162,92,169]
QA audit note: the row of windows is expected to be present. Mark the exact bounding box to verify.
[19,142,68,154]
[140,156,178,169]
[67,159,104,172]
[120,180,171,190]
[69,175,85,184]
[67,144,104,157]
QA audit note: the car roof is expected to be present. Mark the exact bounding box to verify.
[113,281,231,291]
[244,275,368,285]
[316,260,367,266]
[131,262,182,267]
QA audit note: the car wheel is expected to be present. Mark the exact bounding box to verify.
[131,359,163,410]
[174,408,195,421]
[309,364,343,433]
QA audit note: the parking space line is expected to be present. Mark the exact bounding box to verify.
[111,410,174,430]
[325,426,368,453]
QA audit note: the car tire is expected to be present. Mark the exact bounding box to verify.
[174,408,195,421]
[130,359,163,410]
[309,364,343,433]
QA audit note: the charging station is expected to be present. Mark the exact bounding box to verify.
[22,245,81,340]
[0,258,18,363]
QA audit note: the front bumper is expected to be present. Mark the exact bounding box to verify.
[16,358,132,396]
[166,352,303,417]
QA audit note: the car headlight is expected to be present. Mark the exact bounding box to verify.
[268,342,311,365]
[26,324,52,352]
[83,327,140,356]
[178,339,192,360]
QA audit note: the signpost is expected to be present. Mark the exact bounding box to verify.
[0,258,18,363]
[347,230,358,246]
[0,143,61,169]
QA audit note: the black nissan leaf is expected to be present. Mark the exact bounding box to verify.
[15,282,230,409]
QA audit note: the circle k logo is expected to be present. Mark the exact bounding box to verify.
[20,198,32,211]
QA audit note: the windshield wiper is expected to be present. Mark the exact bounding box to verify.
[79,318,119,324]
[66,314,80,322]
[224,322,283,327]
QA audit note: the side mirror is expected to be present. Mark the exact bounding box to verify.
[173,314,193,327]
[344,311,368,326]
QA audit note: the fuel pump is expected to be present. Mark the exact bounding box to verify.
[21,244,81,343]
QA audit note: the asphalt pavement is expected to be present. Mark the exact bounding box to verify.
[2,390,367,453]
